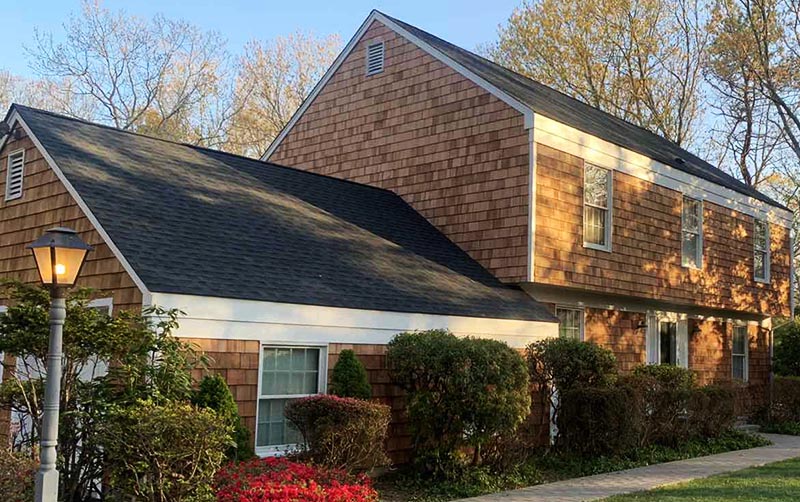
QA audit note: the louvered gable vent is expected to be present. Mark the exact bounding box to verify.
[5,150,24,201]
[366,41,384,76]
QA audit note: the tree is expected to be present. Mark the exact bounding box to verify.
[29,0,235,148]
[193,374,254,461]
[329,349,372,399]
[487,0,708,147]
[0,281,207,501]
[226,32,341,157]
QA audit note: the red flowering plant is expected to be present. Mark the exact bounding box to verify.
[214,457,379,502]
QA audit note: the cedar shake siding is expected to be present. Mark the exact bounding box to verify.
[0,127,143,311]
[535,144,791,316]
[268,20,531,282]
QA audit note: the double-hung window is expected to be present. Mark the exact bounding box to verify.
[681,196,703,268]
[753,219,770,282]
[584,163,612,251]
[556,306,583,340]
[256,346,325,454]
[732,325,749,381]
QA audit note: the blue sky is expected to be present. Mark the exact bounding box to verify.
[1,0,521,78]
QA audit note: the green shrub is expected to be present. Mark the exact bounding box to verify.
[0,448,36,502]
[285,394,390,472]
[762,421,800,435]
[771,376,800,423]
[193,373,254,461]
[774,321,800,376]
[99,400,231,501]
[557,385,640,456]
[526,337,617,428]
[387,330,531,475]
[622,365,697,446]
[688,384,736,438]
[329,349,372,399]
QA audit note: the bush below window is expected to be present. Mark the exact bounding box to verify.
[557,385,640,456]
[215,457,379,502]
[285,394,390,473]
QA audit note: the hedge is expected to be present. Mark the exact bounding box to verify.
[285,394,390,472]
[771,376,800,423]
[557,385,640,456]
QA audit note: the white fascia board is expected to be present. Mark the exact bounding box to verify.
[8,110,152,305]
[150,292,558,348]
[261,11,533,161]
[534,114,793,226]
[527,121,537,282]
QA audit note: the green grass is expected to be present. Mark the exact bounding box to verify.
[375,431,770,502]
[603,457,800,502]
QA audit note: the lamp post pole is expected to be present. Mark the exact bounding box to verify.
[27,227,93,502]
[34,287,66,502]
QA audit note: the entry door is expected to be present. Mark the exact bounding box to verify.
[646,313,689,368]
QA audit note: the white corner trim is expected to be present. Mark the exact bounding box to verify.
[149,292,558,348]
[534,114,793,226]
[527,123,537,282]
[262,10,534,161]
[8,110,152,304]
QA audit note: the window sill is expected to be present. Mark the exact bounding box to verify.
[583,242,611,253]
[255,443,301,458]
[754,277,771,285]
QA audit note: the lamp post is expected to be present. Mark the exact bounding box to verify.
[27,227,92,502]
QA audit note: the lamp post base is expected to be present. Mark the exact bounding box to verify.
[34,469,59,502]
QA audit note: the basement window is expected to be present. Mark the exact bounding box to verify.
[366,41,385,76]
[5,149,24,201]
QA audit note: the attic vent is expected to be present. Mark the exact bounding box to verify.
[5,149,24,201]
[366,41,385,76]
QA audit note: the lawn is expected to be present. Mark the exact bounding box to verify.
[603,457,800,502]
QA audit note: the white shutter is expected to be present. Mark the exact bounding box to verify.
[5,150,24,201]
[677,318,689,369]
[366,41,385,76]
[646,312,659,364]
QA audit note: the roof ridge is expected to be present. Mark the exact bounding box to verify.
[11,103,399,198]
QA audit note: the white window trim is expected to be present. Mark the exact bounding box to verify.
[732,323,750,382]
[365,40,385,76]
[0,305,6,384]
[255,342,328,457]
[88,297,113,315]
[583,163,613,252]
[555,305,584,341]
[681,196,703,269]
[754,218,771,284]
[5,149,25,201]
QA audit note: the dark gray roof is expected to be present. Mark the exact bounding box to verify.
[13,104,556,322]
[381,12,788,211]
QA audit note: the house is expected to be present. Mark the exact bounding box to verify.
[0,104,558,459]
[265,11,794,411]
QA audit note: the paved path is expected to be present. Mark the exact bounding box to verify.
[456,434,800,502]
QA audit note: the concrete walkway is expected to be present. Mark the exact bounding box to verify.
[456,434,800,502]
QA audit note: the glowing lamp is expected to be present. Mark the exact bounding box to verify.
[27,227,93,288]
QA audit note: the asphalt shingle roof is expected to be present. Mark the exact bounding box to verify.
[381,12,788,211]
[13,104,556,322]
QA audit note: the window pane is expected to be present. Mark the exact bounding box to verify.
[733,356,745,380]
[257,398,302,447]
[276,348,291,370]
[682,233,699,268]
[557,308,581,340]
[584,205,607,246]
[754,251,766,279]
[261,347,320,397]
[733,327,747,355]
[585,164,609,207]
[754,220,768,250]
[683,198,700,232]
[660,322,677,365]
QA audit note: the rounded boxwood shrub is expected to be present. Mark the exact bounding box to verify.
[285,394,390,472]
[329,349,372,399]
[193,373,255,461]
[214,457,378,502]
[387,330,530,474]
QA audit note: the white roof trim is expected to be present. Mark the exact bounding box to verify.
[7,109,152,304]
[150,292,558,348]
[261,10,534,161]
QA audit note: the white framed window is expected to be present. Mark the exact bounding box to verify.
[365,41,385,76]
[255,344,327,456]
[732,324,749,382]
[646,312,689,368]
[5,149,24,201]
[681,196,703,269]
[88,297,113,316]
[753,219,770,283]
[556,306,584,340]
[583,163,612,251]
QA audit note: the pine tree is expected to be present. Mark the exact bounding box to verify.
[329,349,372,399]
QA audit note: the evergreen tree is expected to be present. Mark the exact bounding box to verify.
[329,349,372,399]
